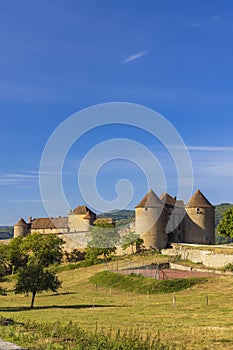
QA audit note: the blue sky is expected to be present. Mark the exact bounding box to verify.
[1,0,233,225]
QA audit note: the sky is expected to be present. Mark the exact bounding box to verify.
[1,0,233,225]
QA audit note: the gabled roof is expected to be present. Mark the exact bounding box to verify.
[31,217,68,229]
[71,205,95,216]
[15,218,28,227]
[135,189,163,208]
[187,189,214,208]
[160,193,176,207]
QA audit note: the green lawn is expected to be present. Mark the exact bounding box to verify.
[1,255,233,349]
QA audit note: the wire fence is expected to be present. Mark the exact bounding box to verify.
[104,260,170,280]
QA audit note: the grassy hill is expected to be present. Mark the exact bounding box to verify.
[1,254,233,349]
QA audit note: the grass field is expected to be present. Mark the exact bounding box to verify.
[1,254,233,349]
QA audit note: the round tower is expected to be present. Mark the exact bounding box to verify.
[185,189,215,245]
[14,218,28,238]
[135,189,168,250]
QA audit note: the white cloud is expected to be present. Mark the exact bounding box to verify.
[122,51,147,64]
[0,172,38,186]
[188,146,233,152]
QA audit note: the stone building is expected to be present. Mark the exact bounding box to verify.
[14,189,215,252]
[135,189,215,250]
[14,206,97,250]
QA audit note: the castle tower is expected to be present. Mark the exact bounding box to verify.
[184,189,215,245]
[68,206,96,232]
[160,193,185,243]
[14,218,29,238]
[135,189,168,249]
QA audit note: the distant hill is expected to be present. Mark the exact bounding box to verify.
[215,203,233,226]
[97,205,233,225]
[97,209,135,220]
[215,203,233,244]
[0,226,13,240]
[97,209,135,227]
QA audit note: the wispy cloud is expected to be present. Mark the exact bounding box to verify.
[189,21,201,28]
[122,51,147,64]
[0,172,38,187]
[10,199,42,203]
[211,14,222,21]
[188,146,233,152]
[189,15,222,28]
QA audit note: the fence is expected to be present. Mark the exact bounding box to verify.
[105,259,170,280]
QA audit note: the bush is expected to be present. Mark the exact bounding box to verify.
[222,263,233,272]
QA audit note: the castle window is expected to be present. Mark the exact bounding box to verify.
[196,208,201,214]
[145,207,148,211]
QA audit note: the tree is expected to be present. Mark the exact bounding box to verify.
[217,208,233,238]
[24,233,64,267]
[6,236,28,271]
[15,263,61,308]
[86,226,120,259]
[121,232,144,255]
[5,233,64,272]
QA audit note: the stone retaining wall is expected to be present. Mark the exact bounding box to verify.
[162,243,233,269]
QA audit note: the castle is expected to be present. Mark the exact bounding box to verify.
[14,189,215,250]
[135,189,215,249]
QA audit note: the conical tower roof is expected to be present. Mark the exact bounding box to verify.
[135,189,163,208]
[160,193,176,207]
[187,189,214,208]
[15,218,28,227]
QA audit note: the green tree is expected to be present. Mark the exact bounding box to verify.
[5,233,64,272]
[15,263,61,308]
[24,233,64,267]
[86,226,120,259]
[6,236,28,271]
[121,232,144,255]
[217,208,233,238]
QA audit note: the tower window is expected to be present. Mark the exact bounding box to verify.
[197,208,201,214]
[145,207,148,211]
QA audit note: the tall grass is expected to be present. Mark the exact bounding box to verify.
[0,318,170,350]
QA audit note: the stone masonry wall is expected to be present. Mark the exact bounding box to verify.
[162,243,233,269]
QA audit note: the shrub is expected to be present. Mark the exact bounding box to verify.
[222,263,233,272]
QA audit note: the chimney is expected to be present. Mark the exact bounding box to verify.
[28,216,32,223]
